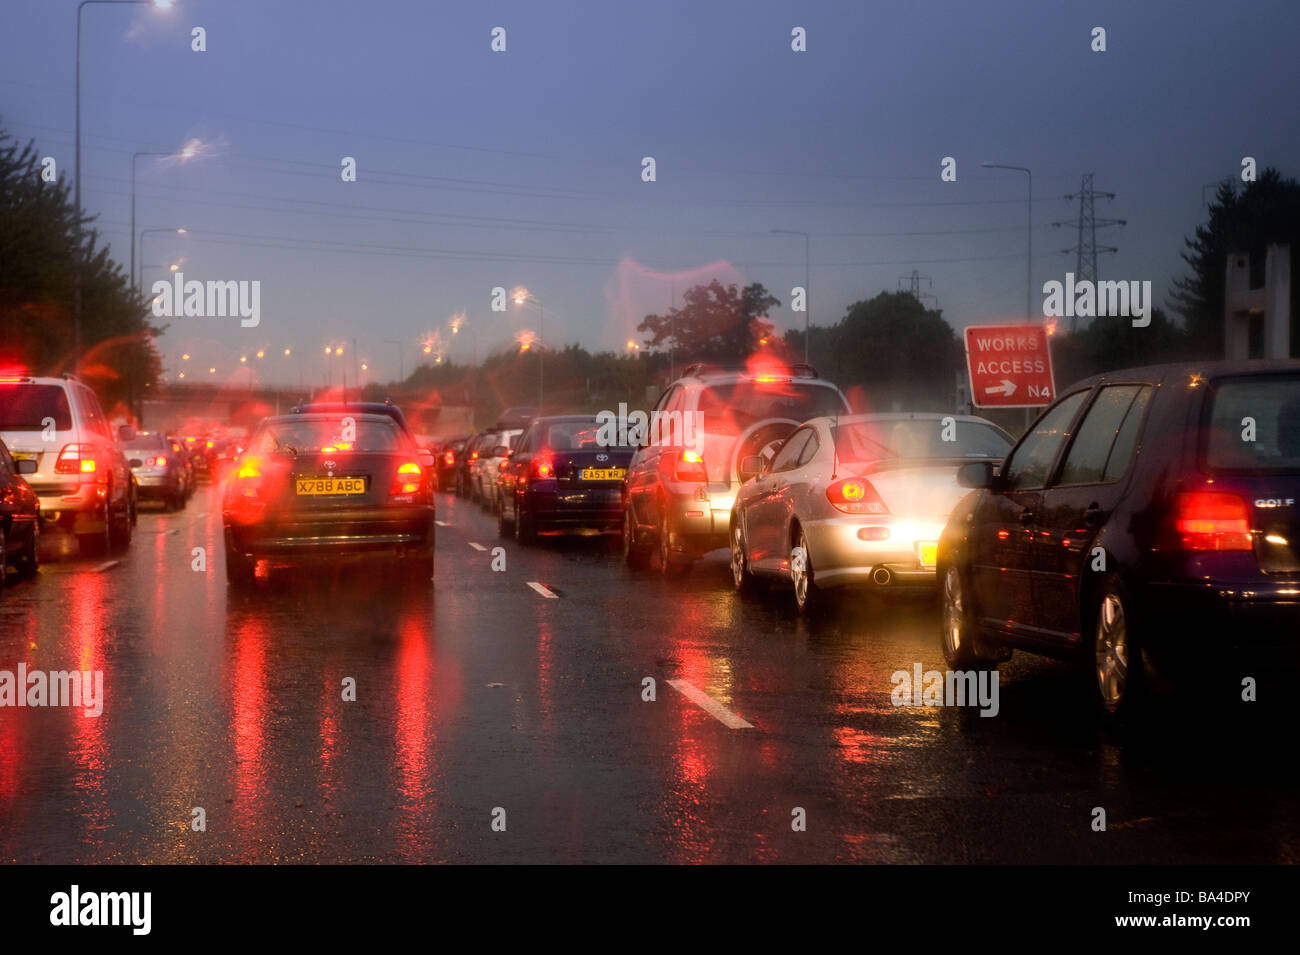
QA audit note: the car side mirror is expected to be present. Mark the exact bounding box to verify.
[739,455,766,480]
[491,445,509,457]
[127,458,144,469]
[16,458,37,475]
[956,461,994,489]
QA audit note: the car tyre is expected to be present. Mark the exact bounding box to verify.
[13,522,39,579]
[658,513,688,576]
[1091,576,1147,721]
[623,507,652,570]
[225,546,256,587]
[790,527,824,614]
[498,497,515,537]
[730,517,756,593]
[940,563,994,670]
[515,495,537,545]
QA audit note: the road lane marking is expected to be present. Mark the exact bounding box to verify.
[91,560,119,573]
[526,581,558,599]
[667,680,753,729]
[468,542,487,551]
[435,520,450,526]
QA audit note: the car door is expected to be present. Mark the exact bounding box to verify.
[627,385,680,531]
[1034,384,1153,642]
[747,427,812,567]
[970,390,1089,635]
[504,425,536,518]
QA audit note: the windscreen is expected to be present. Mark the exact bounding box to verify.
[1205,375,1300,473]
[0,384,74,431]
[834,419,1012,463]
[124,434,167,453]
[696,381,848,435]
[249,418,404,454]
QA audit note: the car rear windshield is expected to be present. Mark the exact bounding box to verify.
[1205,374,1300,473]
[697,381,848,434]
[249,418,404,454]
[0,384,74,431]
[833,419,1012,463]
[542,419,631,451]
[124,435,167,452]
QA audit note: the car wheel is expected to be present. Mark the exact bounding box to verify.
[940,564,992,670]
[623,506,651,570]
[79,503,111,558]
[730,518,755,593]
[498,496,515,537]
[516,496,537,544]
[225,546,256,587]
[1092,577,1146,720]
[790,527,823,614]
[14,522,39,579]
[112,496,133,552]
[658,513,688,575]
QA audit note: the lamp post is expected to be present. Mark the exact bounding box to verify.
[981,162,1034,430]
[511,288,545,410]
[771,229,810,364]
[75,0,174,360]
[137,227,185,290]
[384,339,406,382]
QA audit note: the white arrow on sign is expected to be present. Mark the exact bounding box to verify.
[984,379,1017,397]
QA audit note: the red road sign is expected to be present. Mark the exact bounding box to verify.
[964,323,1056,408]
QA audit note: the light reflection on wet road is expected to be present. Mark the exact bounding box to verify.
[0,485,1296,863]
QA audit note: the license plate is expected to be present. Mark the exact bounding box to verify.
[917,541,938,568]
[296,476,365,495]
[581,467,625,481]
[11,452,35,461]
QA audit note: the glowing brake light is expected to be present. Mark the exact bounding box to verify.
[390,461,423,498]
[1173,492,1252,551]
[443,450,455,466]
[80,459,96,473]
[826,477,888,515]
[673,449,707,483]
[533,454,554,479]
[206,440,214,449]
[470,450,479,461]
[153,456,168,467]
[237,458,262,479]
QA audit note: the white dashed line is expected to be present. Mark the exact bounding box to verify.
[526,581,558,599]
[435,520,450,527]
[667,679,754,729]
[91,560,119,573]
[468,542,487,551]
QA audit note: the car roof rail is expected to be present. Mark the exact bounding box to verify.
[789,363,819,379]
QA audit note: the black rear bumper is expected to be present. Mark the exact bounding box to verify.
[225,505,435,557]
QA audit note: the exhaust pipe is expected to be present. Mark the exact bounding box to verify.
[872,566,892,586]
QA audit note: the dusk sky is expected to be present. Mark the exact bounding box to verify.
[3,0,1298,386]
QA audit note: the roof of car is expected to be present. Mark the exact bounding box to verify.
[291,400,410,426]
[1066,358,1300,393]
[259,411,398,426]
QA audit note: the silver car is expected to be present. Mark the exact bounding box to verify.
[729,412,1013,613]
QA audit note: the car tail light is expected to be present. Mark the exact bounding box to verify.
[153,456,168,467]
[1173,491,1252,551]
[443,450,455,466]
[470,450,480,461]
[827,477,888,515]
[672,450,707,483]
[54,444,105,483]
[532,453,554,480]
[390,461,423,499]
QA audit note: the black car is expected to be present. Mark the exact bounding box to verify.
[292,401,415,442]
[497,414,634,542]
[222,412,435,585]
[433,434,468,492]
[0,437,40,589]
[938,359,1300,718]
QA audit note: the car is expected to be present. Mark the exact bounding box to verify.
[466,428,504,504]
[730,412,1013,613]
[121,429,188,510]
[480,428,523,512]
[622,362,851,573]
[291,400,415,441]
[433,434,468,492]
[166,435,196,500]
[0,437,41,589]
[937,359,1300,719]
[498,414,634,543]
[455,430,491,498]
[0,372,136,556]
[222,411,436,585]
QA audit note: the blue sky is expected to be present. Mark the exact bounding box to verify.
[3,0,1298,386]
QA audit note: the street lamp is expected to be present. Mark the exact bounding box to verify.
[982,161,1034,429]
[75,0,174,358]
[511,287,545,409]
[137,227,185,290]
[771,229,810,363]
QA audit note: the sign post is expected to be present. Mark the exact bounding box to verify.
[963,323,1056,411]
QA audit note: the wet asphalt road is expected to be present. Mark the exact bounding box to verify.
[0,483,1297,864]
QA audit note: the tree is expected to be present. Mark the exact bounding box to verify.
[1170,168,1300,358]
[786,291,961,410]
[0,124,160,415]
[1050,307,1195,388]
[638,280,778,363]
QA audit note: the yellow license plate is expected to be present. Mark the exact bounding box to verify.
[296,477,365,496]
[917,542,938,568]
[581,467,625,481]
[11,452,35,461]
